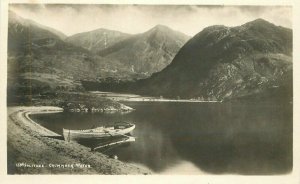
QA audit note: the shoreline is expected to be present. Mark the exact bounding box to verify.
[7,106,151,174]
[90,91,221,102]
[119,99,221,103]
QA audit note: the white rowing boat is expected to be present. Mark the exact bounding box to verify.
[63,122,135,141]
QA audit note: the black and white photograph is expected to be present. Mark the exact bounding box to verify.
[2,0,298,180]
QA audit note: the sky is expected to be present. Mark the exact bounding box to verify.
[9,4,292,36]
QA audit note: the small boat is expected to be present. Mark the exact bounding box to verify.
[63,122,135,141]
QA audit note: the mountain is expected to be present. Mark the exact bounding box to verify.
[133,19,292,101]
[65,28,131,53]
[7,11,101,103]
[7,11,191,105]
[8,11,99,79]
[97,25,190,78]
[7,11,192,96]
[8,11,67,40]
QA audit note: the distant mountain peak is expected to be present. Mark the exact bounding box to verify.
[144,24,190,41]
[9,10,67,39]
[242,18,276,28]
[249,18,271,24]
[153,24,170,29]
[79,28,130,35]
[65,27,131,53]
[147,24,172,33]
[9,10,28,25]
[201,25,227,32]
[96,23,190,77]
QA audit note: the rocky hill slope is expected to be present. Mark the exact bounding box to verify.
[97,25,190,77]
[65,28,131,53]
[134,19,292,101]
[7,11,102,104]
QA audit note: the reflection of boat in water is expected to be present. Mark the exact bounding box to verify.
[63,122,135,141]
[91,136,136,151]
[76,133,136,152]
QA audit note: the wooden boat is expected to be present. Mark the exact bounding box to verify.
[63,122,135,141]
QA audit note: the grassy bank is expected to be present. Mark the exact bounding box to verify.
[7,106,151,174]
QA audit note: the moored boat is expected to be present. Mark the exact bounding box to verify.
[63,122,135,141]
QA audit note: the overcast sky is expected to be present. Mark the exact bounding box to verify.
[9,4,292,36]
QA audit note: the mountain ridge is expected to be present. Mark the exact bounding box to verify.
[9,10,67,40]
[7,11,192,101]
[132,18,292,101]
[7,11,102,103]
[65,28,131,53]
[97,24,190,77]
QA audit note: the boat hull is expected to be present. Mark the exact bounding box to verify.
[63,124,135,141]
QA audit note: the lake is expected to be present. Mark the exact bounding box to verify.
[30,101,292,174]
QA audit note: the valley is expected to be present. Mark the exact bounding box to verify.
[6,7,293,175]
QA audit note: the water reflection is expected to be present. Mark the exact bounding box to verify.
[31,101,292,174]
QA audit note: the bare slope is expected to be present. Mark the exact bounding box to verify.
[65,28,131,53]
[135,19,292,101]
[98,25,190,77]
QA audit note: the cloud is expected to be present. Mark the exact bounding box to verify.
[9,4,292,36]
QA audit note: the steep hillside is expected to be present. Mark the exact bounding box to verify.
[7,11,101,101]
[8,11,66,40]
[97,25,190,77]
[65,28,130,53]
[134,19,292,101]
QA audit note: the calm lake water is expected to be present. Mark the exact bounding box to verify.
[30,101,292,174]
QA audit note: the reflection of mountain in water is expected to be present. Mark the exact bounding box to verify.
[168,102,292,174]
[106,102,292,174]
